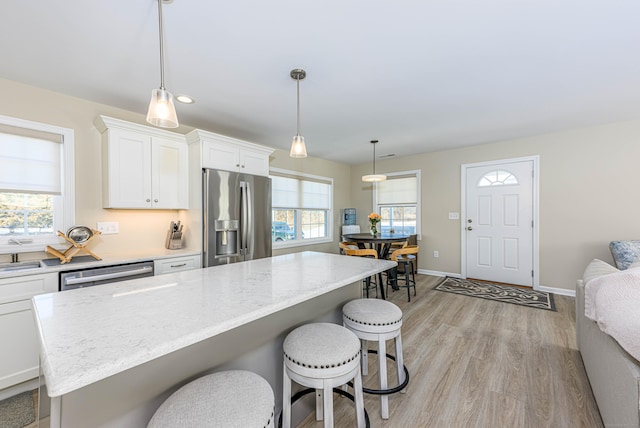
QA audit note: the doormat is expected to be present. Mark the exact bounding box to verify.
[434,277,556,311]
[0,390,35,428]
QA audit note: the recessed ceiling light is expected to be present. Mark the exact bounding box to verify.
[175,95,195,104]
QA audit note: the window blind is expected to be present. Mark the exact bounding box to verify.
[0,125,63,195]
[272,175,331,209]
[376,176,417,204]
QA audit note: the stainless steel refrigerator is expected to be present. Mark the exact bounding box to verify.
[203,168,272,267]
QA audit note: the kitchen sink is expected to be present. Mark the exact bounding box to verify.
[0,260,42,272]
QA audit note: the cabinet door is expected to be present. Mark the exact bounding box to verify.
[239,149,270,176]
[151,138,189,209]
[0,300,39,390]
[202,140,240,172]
[154,254,201,275]
[104,128,152,208]
[0,273,57,390]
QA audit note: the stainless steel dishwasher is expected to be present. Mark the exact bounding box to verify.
[59,261,154,291]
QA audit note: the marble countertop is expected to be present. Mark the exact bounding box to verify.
[32,251,395,397]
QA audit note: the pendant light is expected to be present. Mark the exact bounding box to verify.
[289,69,307,158]
[146,0,179,128]
[362,140,387,182]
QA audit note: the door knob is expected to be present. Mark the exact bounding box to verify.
[467,226,473,231]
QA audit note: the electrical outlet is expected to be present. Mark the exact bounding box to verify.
[97,222,119,234]
[433,250,439,258]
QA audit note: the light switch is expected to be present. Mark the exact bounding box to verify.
[97,222,119,234]
[448,212,460,220]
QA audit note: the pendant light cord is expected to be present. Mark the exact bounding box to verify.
[296,77,301,136]
[372,141,377,174]
[157,0,166,90]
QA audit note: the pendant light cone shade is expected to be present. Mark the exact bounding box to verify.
[289,69,307,158]
[290,135,307,158]
[147,88,178,128]
[362,140,387,182]
[146,0,179,128]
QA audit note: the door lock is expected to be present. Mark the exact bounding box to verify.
[467,226,473,231]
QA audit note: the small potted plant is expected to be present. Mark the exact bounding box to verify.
[368,212,381,235]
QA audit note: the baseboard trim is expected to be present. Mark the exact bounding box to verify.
[537,284,575,297]
[418,269,462,278]
[417,270,576,297]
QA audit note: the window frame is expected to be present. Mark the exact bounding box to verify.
[270,167,333,249]
[0,115,75,254]
[372,169,421,238]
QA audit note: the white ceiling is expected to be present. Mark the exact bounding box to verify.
[2,1,640,164]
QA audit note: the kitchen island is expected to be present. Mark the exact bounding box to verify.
[33,251,395,427]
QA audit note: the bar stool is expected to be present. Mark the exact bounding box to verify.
[389,245,418,301]
[340,242,379,298]
[148,370,275,428]
[282,322,367,428]
[342,298,409,420]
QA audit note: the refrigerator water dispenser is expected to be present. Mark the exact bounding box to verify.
[215,220,239,258]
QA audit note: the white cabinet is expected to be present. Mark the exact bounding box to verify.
[95,116,189,209]
[0,272,57,391]
[187,130,273,177]
[154,254,201,275]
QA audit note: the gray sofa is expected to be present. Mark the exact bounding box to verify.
[576,279,640,427]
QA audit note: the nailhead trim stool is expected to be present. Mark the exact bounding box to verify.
[147,370,275,428]
[342,298,409,420]
[282,322,367,428]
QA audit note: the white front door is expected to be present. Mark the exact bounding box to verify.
[464,159,534,286]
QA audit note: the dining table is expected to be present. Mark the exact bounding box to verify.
[342,232,410,300]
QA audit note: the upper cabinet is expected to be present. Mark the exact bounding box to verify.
[95,116,188,209]
[186,130,273,177]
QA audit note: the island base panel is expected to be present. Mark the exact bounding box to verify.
[51,282,360,428]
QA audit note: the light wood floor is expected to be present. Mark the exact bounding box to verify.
[298,274,604,428]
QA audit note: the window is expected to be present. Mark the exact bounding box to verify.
[0,115,74,253]
[271,168,333,248]
[477,170,518,187]
[374,171,420,236]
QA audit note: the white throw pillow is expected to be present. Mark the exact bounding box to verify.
[583,259,619,285]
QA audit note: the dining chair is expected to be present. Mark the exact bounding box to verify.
[388,245,418,301]
[340,242,379,298]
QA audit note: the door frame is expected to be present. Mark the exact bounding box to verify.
[460,155,540,289]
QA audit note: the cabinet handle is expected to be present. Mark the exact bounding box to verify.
[154,199,158,203]
[146,198,151,202]
[236,164,240,167]
[170,263,187,268]
[241,165,245,168]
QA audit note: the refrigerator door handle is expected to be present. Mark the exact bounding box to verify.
[246,181,253,256]
[240,181,249,255]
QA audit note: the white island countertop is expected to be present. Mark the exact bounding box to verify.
[33,251,395,397]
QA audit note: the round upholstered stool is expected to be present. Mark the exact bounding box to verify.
[148,370,275,428]
[282,322,367,428]
[342,298,409,419]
